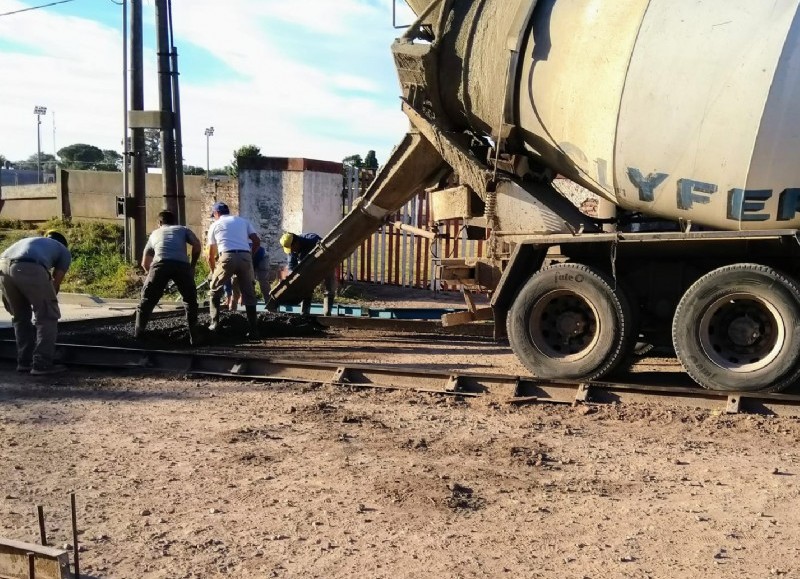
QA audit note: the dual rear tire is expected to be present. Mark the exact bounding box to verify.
[507,264,635,381]
[672,264,800,392]
[507,262,800,392]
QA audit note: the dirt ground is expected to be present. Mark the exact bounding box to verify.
[3,368,800,578]
[3,287,800,577]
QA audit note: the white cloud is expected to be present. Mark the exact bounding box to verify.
[0,0,413,169]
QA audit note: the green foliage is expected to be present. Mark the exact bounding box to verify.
[364,150,379,169]
[17,153,57,172]
[193,259,210,286]
[230,145,264,177]
[39,218,142,298]
[98,149,123,172]
[57,143,105,169]
[343,154,363,168]
[0,219,214,299]
[144,129,161,167]
[184,165,206,176]
[0,218,37,231]
[333,282,368,303]
[0,229,36,255]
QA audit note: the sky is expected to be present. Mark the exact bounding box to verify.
[0,0,417,169]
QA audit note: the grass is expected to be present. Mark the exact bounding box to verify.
[0,219,211,299]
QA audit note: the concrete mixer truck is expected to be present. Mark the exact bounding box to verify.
[270,0,800,393]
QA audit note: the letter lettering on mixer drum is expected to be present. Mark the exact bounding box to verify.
[626,168,669,203]
[726,189,772,222]
[677,179,717,211]
[777,188,800,221]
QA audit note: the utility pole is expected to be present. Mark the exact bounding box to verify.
[122,0,131,261]
[205,127,214,179]
[155,0,178,216]
[34,106,47,184]
[130,0,147,261]
[167,0,186,224]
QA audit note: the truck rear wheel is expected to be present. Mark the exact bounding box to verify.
[672,264,800,392]
[507,263,634,380]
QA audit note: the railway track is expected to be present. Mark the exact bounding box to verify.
[3,340,800,416]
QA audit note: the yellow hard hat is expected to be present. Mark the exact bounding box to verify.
[279,232,294,254]
[44,230,68,248]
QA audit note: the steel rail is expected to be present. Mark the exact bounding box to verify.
[3,340,800,416]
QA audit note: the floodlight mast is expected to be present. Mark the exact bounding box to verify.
[33,106,47,184]
[205,127,214,179]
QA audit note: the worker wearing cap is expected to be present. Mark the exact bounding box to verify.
[280,232,322,272]
[207,202,261,337]
[135,210,202,344]
[0,230,71,374]
[279,231,334,314]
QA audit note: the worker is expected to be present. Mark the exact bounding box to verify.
[135,210,202,344]
[224,276,241,311]
[279,231,334,314]
[0,230,71,375]
[207,202,261,337]
[252,245,271,302]
[280,232,321,272]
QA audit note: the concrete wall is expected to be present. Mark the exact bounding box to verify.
[0,182,60,221]
[302,171,343,236]
[237,158,343,274]
[200,178,238,243]
[0,169,209,233]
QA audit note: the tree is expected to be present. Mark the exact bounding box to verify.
[18,153,57,173]
[343,154,363,168]
[230,145,264,177]
[97,149,123,172]
[364,150,379,170]
[57,143,105,170]
[144,129,161,167]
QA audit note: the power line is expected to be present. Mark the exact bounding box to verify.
[0,0,77,18]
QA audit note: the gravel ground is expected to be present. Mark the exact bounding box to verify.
[3,370,800,578]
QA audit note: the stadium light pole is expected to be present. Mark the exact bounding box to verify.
[204,126,214,179]
[34,105,47,183]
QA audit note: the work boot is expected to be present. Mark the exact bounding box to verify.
[134,310,149,339]
[30,364,68,376]
[209,295,222,332]
[188,325,201,346]
[246,306,260,340]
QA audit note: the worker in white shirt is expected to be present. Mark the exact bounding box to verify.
[206,202,261,338]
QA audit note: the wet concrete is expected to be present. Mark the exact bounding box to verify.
[57,311,326,350]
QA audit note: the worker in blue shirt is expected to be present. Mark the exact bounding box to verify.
[280,232,321,272]
[252,245,271,302]
[279,232,334,314]
[0,230,71,374]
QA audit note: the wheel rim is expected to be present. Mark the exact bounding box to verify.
[528,290,600,361]
[698,293,785,373]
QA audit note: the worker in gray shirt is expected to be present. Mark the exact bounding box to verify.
[135,210,202,344]
[0,230,71,374]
